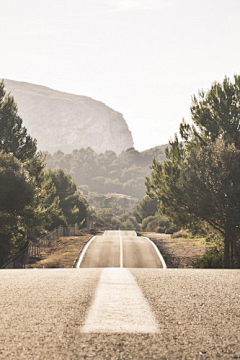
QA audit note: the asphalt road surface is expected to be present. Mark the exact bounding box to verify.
[0,231,240,359]
[78,230,164,268]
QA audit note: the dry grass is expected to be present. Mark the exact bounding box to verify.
[140,232,210,268]
[26,233,92,268]
[172,229,192,238]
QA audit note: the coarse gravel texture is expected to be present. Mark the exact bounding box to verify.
[131,268,240,359]
[0,269,100,359]
[0,268,240,359]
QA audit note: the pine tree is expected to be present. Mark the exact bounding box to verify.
[146,76,240,268]
[0,80,37,161]
[0,153,35,266]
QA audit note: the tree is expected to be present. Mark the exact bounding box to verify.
[188,75,240,148]
[0,81,46,265]
[36,173,63,232]
[0,81,37,161]
[118,213,140,231]
[0,153,36,266]
[95,208,120,230]
[146,76,240,268]
[134,196,158,223]
[44,169,88,228]
[0,82,90,266]
[0,80,45,182]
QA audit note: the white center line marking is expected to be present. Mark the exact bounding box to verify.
[82,268,159,333]
[119,230,123,268]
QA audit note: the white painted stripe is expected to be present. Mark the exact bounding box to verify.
[119,230,123,268]
[76,236,96,268]
[144,237,167,269]
[82,268,159,333]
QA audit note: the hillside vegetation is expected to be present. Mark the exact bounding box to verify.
[45,145,167,200]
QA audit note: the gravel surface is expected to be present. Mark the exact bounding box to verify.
[132,268,240,359]
[0,269,100,359]
[1,268,239,359]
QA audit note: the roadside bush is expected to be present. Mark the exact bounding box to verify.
[165,224,180,234]
[172,229,192,238]
[193,247,223,268]
[142,216,157,231]
[145,219,159,232]
[142,215,179,233]
[95,208,120,230]
[156,226,165,233]
[121,216,140,231]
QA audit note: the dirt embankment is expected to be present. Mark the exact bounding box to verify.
[26,232,93,268]
[139,232,208,268]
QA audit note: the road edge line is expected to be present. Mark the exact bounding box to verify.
[76,236,97,268]
[144,237,167,269]
[119,230,123,267]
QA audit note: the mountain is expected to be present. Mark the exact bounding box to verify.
[3,79,134,154]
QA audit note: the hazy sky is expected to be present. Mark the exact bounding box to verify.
[1,0,240,151]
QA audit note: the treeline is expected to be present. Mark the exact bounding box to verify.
[147,76,240,268]
[45,145,167,199]
[84,192,178,234]
[0,81,88,267]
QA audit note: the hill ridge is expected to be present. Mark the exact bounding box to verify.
[3,79,134,154]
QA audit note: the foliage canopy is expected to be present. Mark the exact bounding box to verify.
[45,146,166,200]
[146,76,240,268]
[0,81,89,267]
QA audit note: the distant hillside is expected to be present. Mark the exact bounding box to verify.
[3,79,134,154]
[45,145,167,199]
[141,144,168,157]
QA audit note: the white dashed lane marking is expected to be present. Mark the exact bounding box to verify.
[82,268,159,333]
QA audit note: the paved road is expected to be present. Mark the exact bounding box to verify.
[0,231,240,359]
[78,230,164,268]
[0,268,239,359]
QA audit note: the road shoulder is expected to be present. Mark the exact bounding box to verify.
[139,232,208,268]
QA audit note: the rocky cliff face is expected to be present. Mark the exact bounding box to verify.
[3,79,134,154]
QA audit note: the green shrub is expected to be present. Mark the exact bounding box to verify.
[145,219,159,232]
[142,215,179,233]
[193,247,223,268]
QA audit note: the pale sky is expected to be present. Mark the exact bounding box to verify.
[1,0,240,151]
